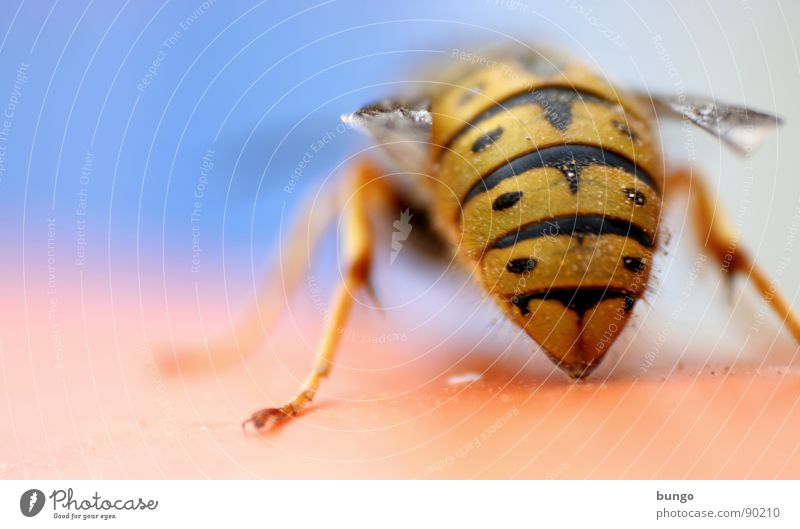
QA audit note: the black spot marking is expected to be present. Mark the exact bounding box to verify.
[556,158,580,193]
[623,187,646,206]
[492,191,523,211]
[532,88,584,132]
[612,119,639,142]
[506,257,537,274]
[623,256,645,273]
[511,288,631,318]
[463,144,657,206]
[510,295,530,316]
[491,215,653,250]
[623,295,636,313]
[471,126,504,153]
[444,87,617,155]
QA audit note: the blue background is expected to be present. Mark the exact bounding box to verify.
[2,0,799,343]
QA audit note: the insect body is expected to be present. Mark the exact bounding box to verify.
[425,55,662,377]
[164,46,800,429]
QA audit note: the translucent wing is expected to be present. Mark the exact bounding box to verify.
[642,93,784,155]
[340,43,569,172]
[342,98,432,173]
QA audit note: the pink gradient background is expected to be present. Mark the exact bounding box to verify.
[2,0,800,480]
[3,269,799,478]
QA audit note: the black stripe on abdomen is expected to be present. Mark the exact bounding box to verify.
[463,144,657,207]
[443,86,616,154]
[511,288,636,317]
[490,214,654,250]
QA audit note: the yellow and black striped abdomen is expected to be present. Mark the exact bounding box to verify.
[427,55,664,377]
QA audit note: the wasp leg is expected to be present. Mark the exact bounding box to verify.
[665,167,800,342]
[244,160,389,430]
[157,177,347,375]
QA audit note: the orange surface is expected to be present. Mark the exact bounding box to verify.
[2,293,799,480]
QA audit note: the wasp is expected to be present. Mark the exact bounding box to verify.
[165,45,800,430]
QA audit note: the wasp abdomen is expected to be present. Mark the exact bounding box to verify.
[461,143,657,204]
[490,215,654,250]
[443,86,615,152]
[511,289,636,318]
[428,56,664,377]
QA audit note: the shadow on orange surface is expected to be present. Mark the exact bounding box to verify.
[2,303,799,479]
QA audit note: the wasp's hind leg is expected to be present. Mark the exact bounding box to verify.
[665,167,800,342]
[244,160,390,430]
[157,170,348,376]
